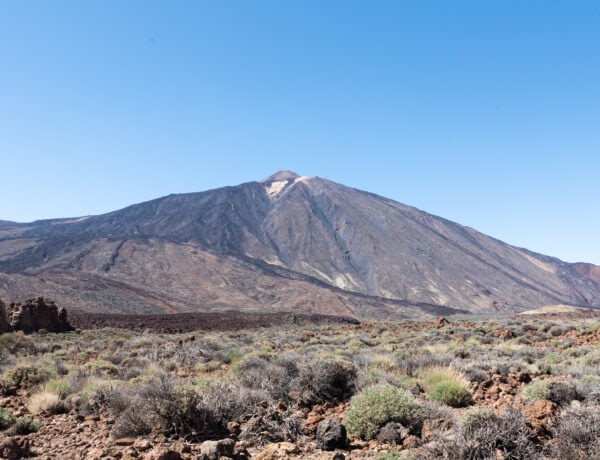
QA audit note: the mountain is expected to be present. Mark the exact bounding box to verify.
[1,171,599,320]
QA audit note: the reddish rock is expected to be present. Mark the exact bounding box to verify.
[133,439,153,452]
[523,400,557,434]
[253,442,300,460]
[227,421,241,436]
[402,435,421,449]
[494,329,515,340]
[434,317,448,328]
[0,435,29,460]
[115,437,137,446]
[143,447,181,460]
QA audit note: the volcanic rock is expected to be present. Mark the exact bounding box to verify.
[316,419,347,450]
[0,435,29,460]
[5,297,72,333]
[200,438,235,460]
[376,422,409,445]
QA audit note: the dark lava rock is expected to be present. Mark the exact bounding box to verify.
[376,422,409,445]
[316,419,347,451]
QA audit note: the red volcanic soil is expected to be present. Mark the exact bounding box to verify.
[68,310,359,333]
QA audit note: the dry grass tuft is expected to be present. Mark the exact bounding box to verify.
[28,389,68,415]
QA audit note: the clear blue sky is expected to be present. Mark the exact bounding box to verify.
[1,1,599,264]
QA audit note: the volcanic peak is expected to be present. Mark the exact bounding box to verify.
[261,170,312,200]
[260,170,300,183]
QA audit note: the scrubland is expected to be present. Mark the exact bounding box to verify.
[2,313,600,459]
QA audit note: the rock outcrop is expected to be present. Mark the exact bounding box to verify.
[0,299,10,333]
[1,297,72,333]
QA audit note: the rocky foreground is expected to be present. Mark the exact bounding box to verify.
[2,309,600,459]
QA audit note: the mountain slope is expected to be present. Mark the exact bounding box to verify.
[0,171,598,319]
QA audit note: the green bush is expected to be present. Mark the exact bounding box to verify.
[45,379,71,399]
[0,332,33,354]
[345,384,423,440]
[428,380,472,407]
[520,379,581,406]
[7,417,40,435]
[520,379,552,402]
[3,365,51,389]
[0,409,16,430]
[421,367,472,407]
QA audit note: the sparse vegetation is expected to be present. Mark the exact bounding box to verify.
[1,313,600,457]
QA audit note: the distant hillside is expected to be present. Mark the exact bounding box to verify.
[1,171,598,320]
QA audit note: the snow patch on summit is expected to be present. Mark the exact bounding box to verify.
[266,180,288,198]
[265,176,312,199]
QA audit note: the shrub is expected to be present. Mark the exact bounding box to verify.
[427,407,537,459]
[111,373,210,439]
[28,390,69,415]
[235,355,297,401]
[0,332,33,355]
[420,367,472,408]
[7,417,40,435]
[3,364,51,389]
[0,409,16,430]
[292,358,356,406]
[238,403,304,447]
[199,381,271,429]
[345,384,423,440]
[520,379,552,403]
[520,379,581,406]
[73,379,119,415]
[548,405,600,458]
[549,381,581,406]
[82,360,119,379]
[45,379,71,399]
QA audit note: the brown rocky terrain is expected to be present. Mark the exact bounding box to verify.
[0,171,599,319]
[1,315,599,459]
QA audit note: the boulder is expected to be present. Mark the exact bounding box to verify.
[142,447,181,460]
[0,435,30,460]
[5,297,72,333]
[376,422,409,445]
[200,438,235,460]
[316,419,347,450]
[253,442,300,460]
[434,317,448,328]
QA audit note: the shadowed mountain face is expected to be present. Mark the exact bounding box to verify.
[1,171,599,319]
